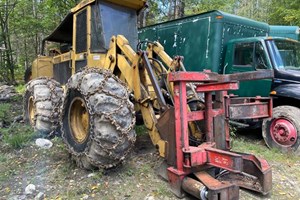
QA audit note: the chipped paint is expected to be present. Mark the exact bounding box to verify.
[173,33,177,48]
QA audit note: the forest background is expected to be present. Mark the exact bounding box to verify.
[0,0,298,84]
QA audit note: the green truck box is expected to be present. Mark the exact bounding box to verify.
[270,25,299,41]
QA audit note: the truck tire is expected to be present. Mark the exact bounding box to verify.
[23,77,63,137]
[262,106,300,153]
[61,68,136,169]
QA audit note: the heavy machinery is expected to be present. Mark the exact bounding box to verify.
[24,0,273,199]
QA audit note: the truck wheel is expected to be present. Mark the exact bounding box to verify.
[23,77,63,137]
[262,106,300,153]
[61,68,136,169]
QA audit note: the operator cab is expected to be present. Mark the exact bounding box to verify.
[32,0,146,84]
[90,1,139,52]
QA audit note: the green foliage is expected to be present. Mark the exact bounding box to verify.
[229,125,237,138]
[185,0,235,15]
[268,0,300,25]
[2,124,35,149]
[0,103,11,120]
[0,153,7,163]
[143,0,300,27]
[6,0,79,82]
[135,125,148,136]
[15,84,26,94]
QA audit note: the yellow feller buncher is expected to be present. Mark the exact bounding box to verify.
[24,0,274,199]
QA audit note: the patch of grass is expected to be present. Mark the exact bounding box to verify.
[229,125,237,137]
[11,94,23,102]
[0,167,16,182]
[91,170,104,181]
[60,162,76,175]
[0,153,7,163]
[138,164,152,174]
[153,184,172,197]
[15,84,26,95]
[0,103,11,120]
[2,124,35,149]
[231,137,298,164]
[135,125,148,136]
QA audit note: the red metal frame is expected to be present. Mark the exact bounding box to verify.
[166,71,272,199]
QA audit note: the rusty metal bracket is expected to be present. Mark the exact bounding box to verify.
[225,96,272,119]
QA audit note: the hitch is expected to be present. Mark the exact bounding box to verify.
[157,71,272,199]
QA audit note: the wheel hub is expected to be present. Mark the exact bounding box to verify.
[270,118,297,147]
[69,97,89,143]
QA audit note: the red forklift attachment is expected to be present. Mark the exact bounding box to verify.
[157,71,272,199]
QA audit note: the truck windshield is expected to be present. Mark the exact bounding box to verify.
[271,40,300,70]
[91,2,138,52]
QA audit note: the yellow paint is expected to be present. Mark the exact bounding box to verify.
[28,96,35,125]
[69,97,89,143]
[31,56,53,79]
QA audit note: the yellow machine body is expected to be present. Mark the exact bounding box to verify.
[30,0,175,157]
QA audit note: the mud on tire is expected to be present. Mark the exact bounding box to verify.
[23,77,63,137]
[61,68,136,169]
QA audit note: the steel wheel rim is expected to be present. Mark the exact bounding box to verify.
[270,118,297,147]
[69,97,89,144]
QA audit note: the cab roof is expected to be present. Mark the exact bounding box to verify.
[44,0,146,43]
[72,0,146,13]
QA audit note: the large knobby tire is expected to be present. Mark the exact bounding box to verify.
[23,77,63,137]
[61,68,136,169]
[262,106,300,153]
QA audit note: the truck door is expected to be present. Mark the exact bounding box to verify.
[225,41,272,97]
[72,8,88,73]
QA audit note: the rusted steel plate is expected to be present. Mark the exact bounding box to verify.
[196,82,239,92]
[228,103,270,119]
[220,70,274,82]
[156,107,176,166]
[168,71,219,82]
[205,148,243,172]
[225,97,272,119]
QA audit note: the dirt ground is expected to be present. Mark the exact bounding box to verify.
[1,96,300,200]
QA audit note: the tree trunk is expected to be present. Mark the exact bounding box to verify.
[0,0,16,84]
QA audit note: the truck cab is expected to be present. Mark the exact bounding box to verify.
[224,36,300,106]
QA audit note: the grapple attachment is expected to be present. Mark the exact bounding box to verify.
[157,71,273,199]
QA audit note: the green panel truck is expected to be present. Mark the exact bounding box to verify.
[139,10,300,153]
[270,25,300,41]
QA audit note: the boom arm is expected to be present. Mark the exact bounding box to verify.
[104,35,178,157]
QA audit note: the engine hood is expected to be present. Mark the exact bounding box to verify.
[274,69,300,83]
[272,83,300,100]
